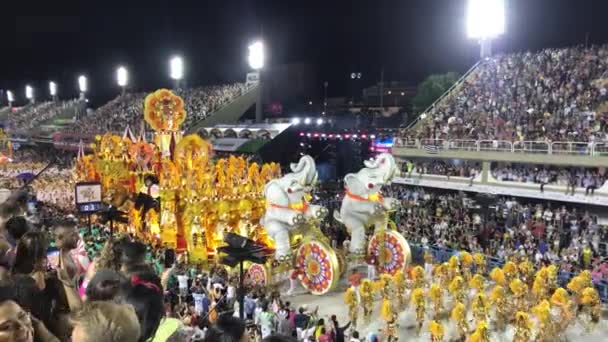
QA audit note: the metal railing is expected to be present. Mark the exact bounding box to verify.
[394,138,606,157]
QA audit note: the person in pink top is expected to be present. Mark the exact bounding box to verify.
[49,220,87,281]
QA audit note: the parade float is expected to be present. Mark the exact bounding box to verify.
[75,88,412,295]
[74,89,281,260]
[250,152,412,295]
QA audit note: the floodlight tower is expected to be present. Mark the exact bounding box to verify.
[169,56,184,89]
[78,75,87,100]
[25,85,34,104]
[466,0,505,59]
[49,81,58,102]
[6,91,14,108]
[248,41,265,123]
[116,66,128,95]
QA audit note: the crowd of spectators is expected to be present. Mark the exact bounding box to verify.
[400,160,480,179]
[7,100,79,131]
[63,83,248,134]
[411,45,608,142]
[491,164,606,194]
[387,185,607,277]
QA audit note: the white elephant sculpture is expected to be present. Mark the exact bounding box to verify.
[261,155,328,260]
[334,153,399,254]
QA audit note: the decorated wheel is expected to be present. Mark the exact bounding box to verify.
[244,263,268,288]
[295,239,340,295]
[368,230,412,275]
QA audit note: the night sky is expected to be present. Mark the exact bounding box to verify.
[1,0,607,106]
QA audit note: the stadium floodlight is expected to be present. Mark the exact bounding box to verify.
[78,75,87,93]
[6,90,14,103]
[25,85,33,100]
[291,117,301,125]
[316,118,324,125]
[117,66,128,87]
[49,81,57,97]
[248,41,264,70]
[304,118,311,125]
[170,56,184,80]
[466,0,505,39]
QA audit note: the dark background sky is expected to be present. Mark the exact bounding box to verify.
[1,0,607,106]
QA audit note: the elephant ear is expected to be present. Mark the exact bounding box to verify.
[344,173,367,195]
[264,180,290,206]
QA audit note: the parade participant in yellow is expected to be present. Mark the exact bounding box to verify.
[580,287,601,332]
[447,255,460,281]
[473,253,485,275]
[428,283,443,320]
[532,300,553,342]
[411,288,426,335]
[468,321,489,342]
[509,278,528,312]
[471,293,489,325]
[488,285,507,331]
[550,287,573,335]
[423,249,434,275]
[411,265,426,289]
[460,251,473,281]
[513,311,532,342]
[489,267,506,286]
[429,320,444,342]
[502,261,519,283]
[532,267,549,302]
[393,270,406,309]
[344,288,359,329]
[380,299,398,342]
[469,273,485,296]
[518,259,534,285]
[450,302,468,341]
[448,276,465,308]
[359,279,374,324]
[546,265,558,292]
[433,263,450,290]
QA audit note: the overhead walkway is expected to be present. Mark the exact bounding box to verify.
[188,85,259,133]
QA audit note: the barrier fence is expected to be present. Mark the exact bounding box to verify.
[409,243,608,303]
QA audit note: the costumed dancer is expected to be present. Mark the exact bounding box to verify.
[550,287,573,336]
[471,293,489,326]
[450,302,468,341]
[531,300,553,342]
[287,268,301,296]
[428,283,443,320]
[429,320,444,342]
[448,276,466,310]
[381,298,398,342]
[513,311,532,342]
[393,270,407,309]
[509,278,528,313]
[580,287,601,332]
[411,288,426,335]
[411,265,426,289]
[460,251,473,282]
[468,321,489,342]
[473,253,485,275]
[488,285,508,331]
[134,175,160,230]
[344,287,359,330]
[423,248,434,277]
[359,279,374,324]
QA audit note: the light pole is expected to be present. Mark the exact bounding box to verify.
[49,81,57,102]
[25,85,34,104]
[169,56,184,89]
[248,41,264,123]
[323,81,328,116]
[78,75,87,100]
[466,0,505,59]
[117,66,128,95]
[6,91,14,108]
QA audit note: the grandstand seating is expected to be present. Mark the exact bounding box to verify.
[61,83,248,134]
[409,45,608,143]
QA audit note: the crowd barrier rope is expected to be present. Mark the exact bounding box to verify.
[409,243,608,303]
